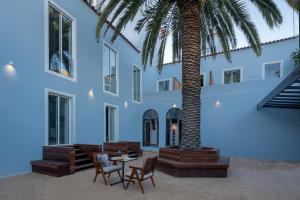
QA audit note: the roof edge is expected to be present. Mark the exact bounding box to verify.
[81,0,141,53]
[163,35,299,66]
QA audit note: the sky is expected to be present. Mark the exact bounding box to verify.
[119,0,299,63]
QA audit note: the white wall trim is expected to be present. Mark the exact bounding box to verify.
[222,67,244,85]
[44,88,76,146]
[156,78,172,92]
[44,0,78,82]
[132,63,142,104]
[200,72,206,87]
[103,103,119,142]
[102,41,119,97]
[262,60,284,80]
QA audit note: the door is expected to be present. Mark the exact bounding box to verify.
[105,105,117,142]
[48,93,71,145]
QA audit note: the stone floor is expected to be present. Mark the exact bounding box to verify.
[1,152,300,200]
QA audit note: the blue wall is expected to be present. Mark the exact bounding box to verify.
[144,37,299,93]
[0,0,142,177]
[142,80,300,161]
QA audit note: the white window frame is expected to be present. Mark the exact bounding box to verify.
[262,60,283,80]
[157,78,172,92]
[222,67,243,85]
[102,41,119,97]
[44,0,77,82]
[200,72,206,87]
[104,103,119,142]
[132,63,142,104]
[44,88,76,146]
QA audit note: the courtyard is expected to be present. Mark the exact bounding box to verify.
[1,152,300,200]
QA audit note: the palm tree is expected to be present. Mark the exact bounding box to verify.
[96,0,282,150]
[286,0,300,11]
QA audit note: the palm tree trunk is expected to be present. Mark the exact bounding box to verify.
[178,0,201,150]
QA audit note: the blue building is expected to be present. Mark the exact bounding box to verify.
[0,0,299,178]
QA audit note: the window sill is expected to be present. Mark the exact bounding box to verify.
[45,69,77,82]
[103,90,119,97]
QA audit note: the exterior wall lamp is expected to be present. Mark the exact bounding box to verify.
[4,62,16,76]
[88,89,94,98]
[215,99,221,107]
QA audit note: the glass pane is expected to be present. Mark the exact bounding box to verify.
[109,107,116,141]
[59,97,69,144]
[265,63,281,79]
[62,15,73,78]
[200,75,204,87]
[224,71,232,84]
[103,46,110,91]
[48,95,58,145]
[158,81,164,91]
[165,80,170,91]
[133,67,141,102]
[49,5,60,73]
[105,107,109,141]
[110,49,117,94]
[136,68,141,101]
[232,70,241,83]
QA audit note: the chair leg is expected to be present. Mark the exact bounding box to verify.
[137,179,145,194]
[102,174,108,186]
[150,176,155,187]
[117,170,122,180]
[125,176,133,190]
[93,173,98,183]
[108,173,111,178]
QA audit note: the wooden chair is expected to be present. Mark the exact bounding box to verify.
[92,153,122,185]
[125,156,158,193]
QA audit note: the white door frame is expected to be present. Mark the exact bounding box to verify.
[104,103,119,142]
[45,88,76,146]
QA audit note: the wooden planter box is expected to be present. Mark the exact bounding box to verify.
[157,147,230,178]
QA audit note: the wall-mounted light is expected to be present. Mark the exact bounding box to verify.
[215,99,221,107]
[124,101,128,108]
[88,89,94,98]
[4,62,16,76]
[172,103,177,108]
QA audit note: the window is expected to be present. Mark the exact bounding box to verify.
[223,68,242,84]
[104,104,118,142]
[263,61,283,80]
[200,73,206,87]
[143,110,159,146]
[48,3,75,79]
[133,65,142,103]
[209,71,214,86]
[157,79,171,92]
[103,44,118,95]
[172,78,182,90]
[48,93,72,145]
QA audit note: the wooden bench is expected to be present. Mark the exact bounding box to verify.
[31,160,69,177]
[103,141,143,157]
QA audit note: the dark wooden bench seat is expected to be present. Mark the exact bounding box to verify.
[31,160,69,177]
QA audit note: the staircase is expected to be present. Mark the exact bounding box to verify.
[128,150,138,158]
[73,145,94,171]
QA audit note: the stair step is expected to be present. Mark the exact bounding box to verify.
[75,153,87,157]
[75,163,94,171]
[128,154,137,158]
[75,158,91,163]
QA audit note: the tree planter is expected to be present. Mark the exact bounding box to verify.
[157,147,230,178]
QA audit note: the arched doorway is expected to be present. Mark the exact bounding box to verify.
[143,109,159,146]
[166,108,182,147]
